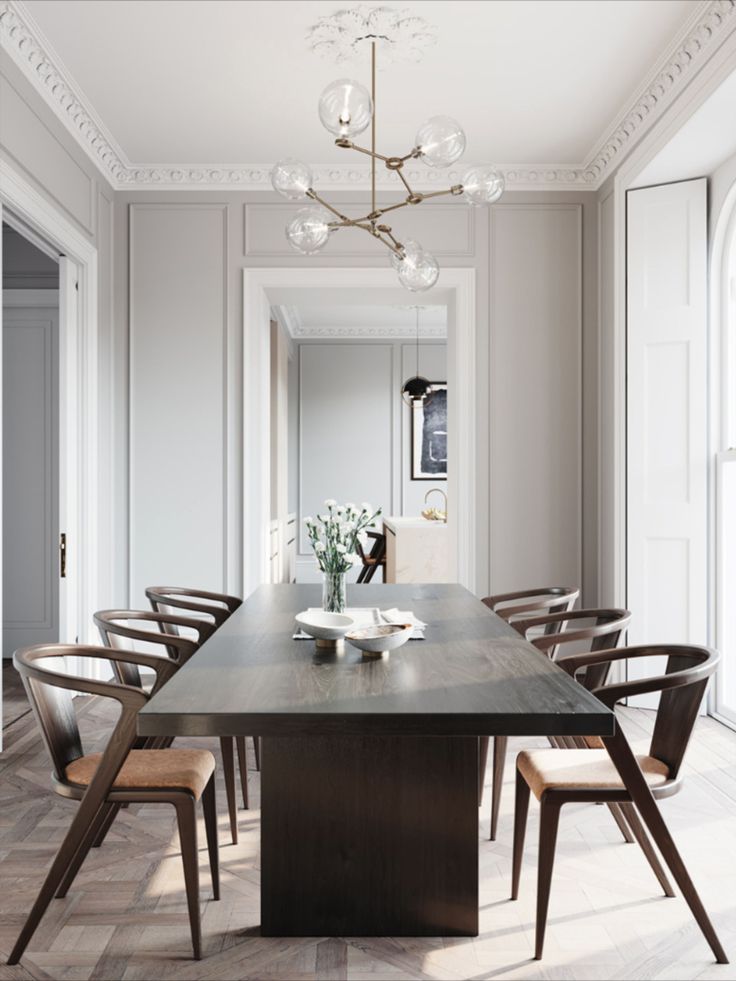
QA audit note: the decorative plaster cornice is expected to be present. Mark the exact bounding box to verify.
[275,305,447,340]
[2,0,735,193]
[580,0,736,185]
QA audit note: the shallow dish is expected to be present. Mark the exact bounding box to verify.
[295,610,355,641]
[346,622,413,656]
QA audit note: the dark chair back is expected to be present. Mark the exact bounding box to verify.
[93,609,212,687]
[514,608,631,671]
[145,586,242,629]
[356,532,387,583]
[558,644,719,784]
[482,586,579,629]
[13,644,175,785]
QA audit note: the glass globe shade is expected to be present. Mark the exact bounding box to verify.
[397,247,440,292]
[270,158,313,200]
[461,166,505,205]
[401,375,431,406]
[318,79,373,138]
[286,206,332,255]
[415,115,466,168]
[390,239,422,271]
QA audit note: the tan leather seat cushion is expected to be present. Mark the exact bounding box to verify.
[66,749,215,800]
[517,748,670,800]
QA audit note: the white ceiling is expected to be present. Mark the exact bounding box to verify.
[18,0,701,178]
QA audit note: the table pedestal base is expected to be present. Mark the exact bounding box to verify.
[261,735,479,937]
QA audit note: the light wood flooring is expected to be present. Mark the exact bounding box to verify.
[1,666,735,981]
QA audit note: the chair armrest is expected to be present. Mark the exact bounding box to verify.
[13,644,178,709]
[555,645,720,708]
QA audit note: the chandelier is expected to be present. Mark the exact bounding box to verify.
[270,6,505,292]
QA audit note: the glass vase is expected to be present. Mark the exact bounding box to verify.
[322,571,347,613]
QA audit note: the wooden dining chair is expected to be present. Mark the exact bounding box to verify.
[145,586,259,772]
[482,585,580,623]
[94,609,248,844]
[485,607,630,841]
[511,644,727,964]
[8,644,219,965]
[356,531,387,584]
[478,586,580,832]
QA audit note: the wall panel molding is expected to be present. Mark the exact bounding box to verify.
[128,202,228,600]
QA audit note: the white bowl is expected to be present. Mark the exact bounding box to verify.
[346,622,413,656]
[295,610,355,641]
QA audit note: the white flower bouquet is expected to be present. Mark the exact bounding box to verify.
[304,500,383,611]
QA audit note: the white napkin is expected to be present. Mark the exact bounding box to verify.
[381,608,427,629]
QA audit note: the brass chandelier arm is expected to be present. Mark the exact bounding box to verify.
[306,189,352,223]
[418,186,465,201]
[395,168,416,197]
[336,140,392,164]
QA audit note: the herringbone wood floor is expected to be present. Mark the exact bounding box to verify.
[1,666,735,981]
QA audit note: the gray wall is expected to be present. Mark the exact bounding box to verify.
[116,189,599,603]
[0,54,119,610]
[2,225,58,289]
[294,338,446,582]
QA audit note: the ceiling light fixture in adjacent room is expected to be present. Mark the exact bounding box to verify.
[401,306,431,407]
[270,5,505,293]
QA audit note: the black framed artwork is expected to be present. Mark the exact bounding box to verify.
[411,383,447,480]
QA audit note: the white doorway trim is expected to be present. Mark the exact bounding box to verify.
[242,266,476,601]
[0,157,100,653]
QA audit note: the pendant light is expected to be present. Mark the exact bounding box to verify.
[402,307,431,407]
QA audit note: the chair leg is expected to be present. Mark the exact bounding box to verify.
[56,802,116,898]
[489,735,508,841]
[253,736,261,772]
[201,777,220,901]
[8,787,111,965]
[174,799,202,961]
[235,736,249,809]
[618,802,675,898]
[91,801,121,848]
[478,737,489,806]
[604,730,728,964]
[535,797,562,960]
[511,768,530,899]
[607,802,635,844]
[219,736,238,845]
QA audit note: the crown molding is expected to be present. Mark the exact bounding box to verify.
[275,305,447,340]
[2,0,735,193]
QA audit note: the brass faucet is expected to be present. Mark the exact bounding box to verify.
[423,488,447,522]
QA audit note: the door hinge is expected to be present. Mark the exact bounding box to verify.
[59,533,67,578]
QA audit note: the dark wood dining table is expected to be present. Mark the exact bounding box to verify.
[138,583,615,937]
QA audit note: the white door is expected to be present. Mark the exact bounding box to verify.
[627,179,708,694]
[2,293,60,655]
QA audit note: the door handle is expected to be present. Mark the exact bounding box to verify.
[59,533,67,578]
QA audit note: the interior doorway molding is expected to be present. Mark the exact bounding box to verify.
[0,157,100,652]
[242,266,476,600]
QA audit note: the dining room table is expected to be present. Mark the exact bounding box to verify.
[137,582,616,938]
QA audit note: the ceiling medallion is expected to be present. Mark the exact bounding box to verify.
[270,5,505,292]
[305,5,437,64]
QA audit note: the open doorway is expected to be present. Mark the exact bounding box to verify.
[268,301,449,586]
[243,267,476,600]
[2,223,60,658]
